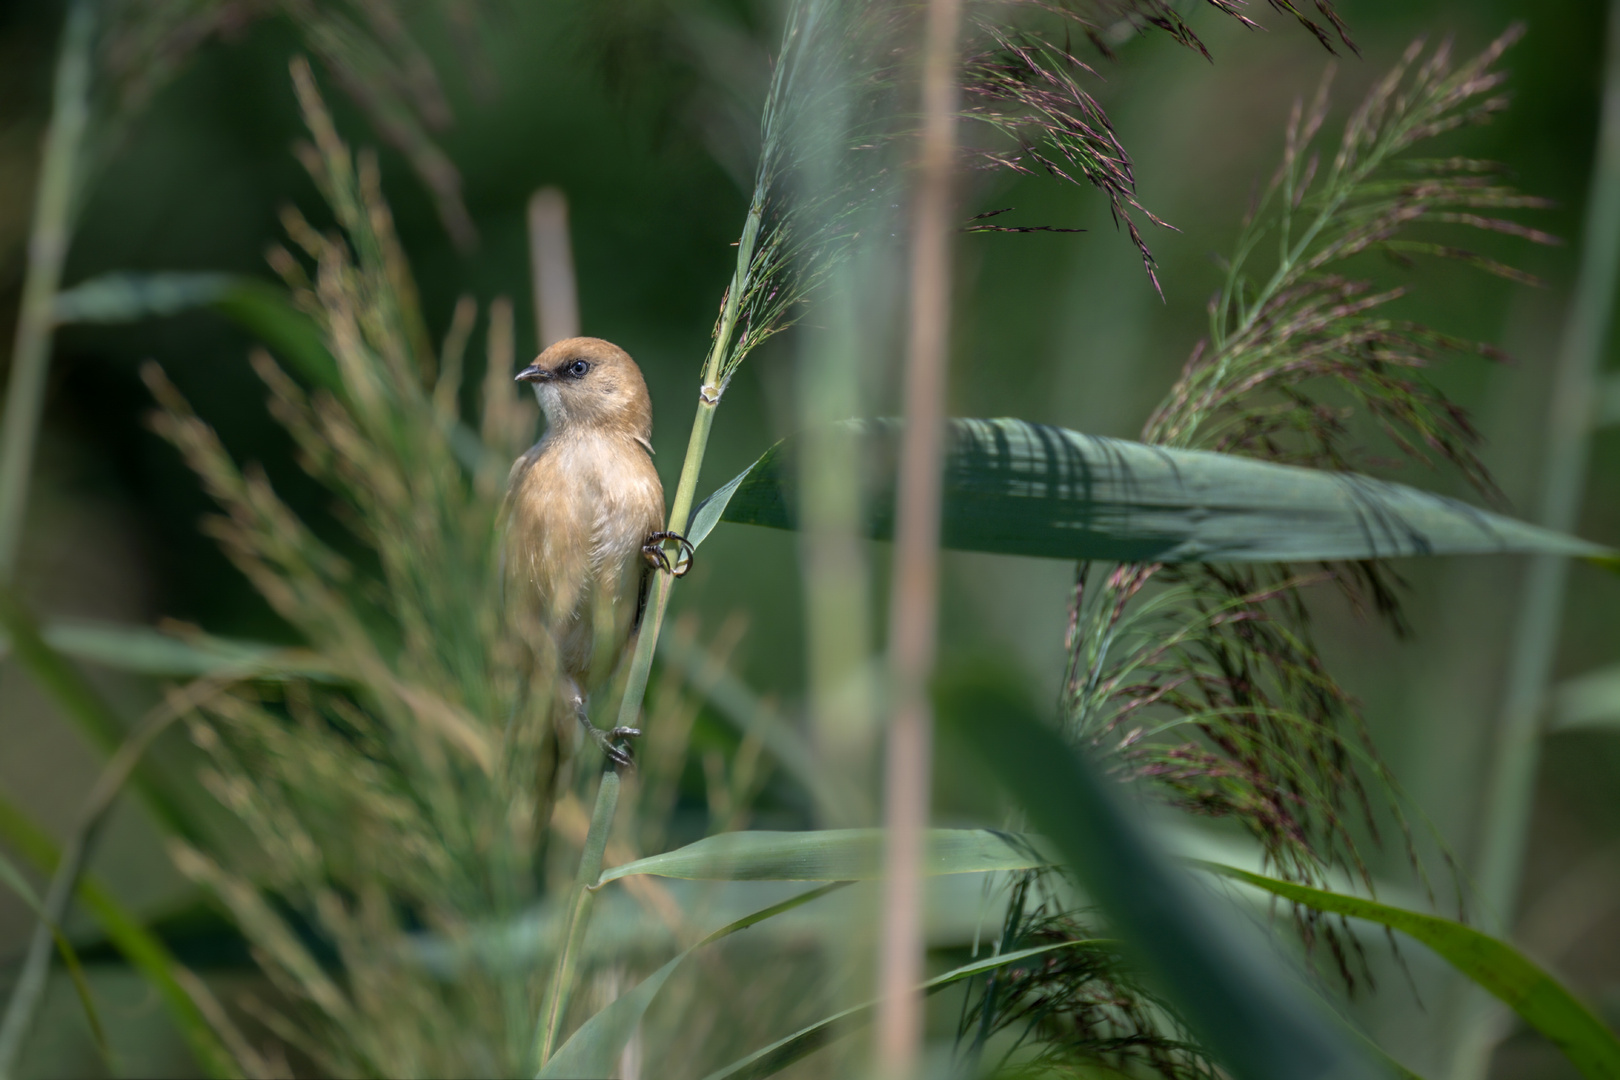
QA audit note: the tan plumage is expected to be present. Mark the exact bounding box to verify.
[506,338,665,748]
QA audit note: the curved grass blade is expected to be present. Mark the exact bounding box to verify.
[0,849,110,1072]
[701,940,1097,1080]
[0,687,201,1078]
[0,588,188,837]
[693,419,1610,564]
[536,882,849,1079]
[18,620,340,682]
[209,279,341,392]
[54,272,236,324]
[596,829,1046,886]
[654,629,843,816]
[52,272,340,392]
[1550,664,1620,733]
[0,793,240,1079]
[55,269,502,474]
[940,679,1377,1080]
[1202,864,1620,1080]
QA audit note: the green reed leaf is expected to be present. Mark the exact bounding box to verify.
[1549,664,1620,733]
[940,678,1377,1080]
[53,272,236,323]
[20,620,340,681]
[692,418,1609,564]
[701,940,1098,1080]
[54,269,504,476]
[53,271,341,392]
[0,588,188,837]
[209,279,342,391]
[537,883,848,1079]
[1202,864,1620,1079]
[595,828,1046,886]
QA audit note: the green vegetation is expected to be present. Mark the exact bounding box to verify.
[1,1,1618,1078]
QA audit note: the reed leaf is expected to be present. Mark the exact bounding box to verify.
[0,586,189,837]
[596,829,1047,885]
[692,418,1607,564]
[536,883,849,1080]
[1203,864,1620,1080]
[702,940,1100,1080]
[941,675,1377,1080]
[1550,664,1620,733]
[16,620,339,681]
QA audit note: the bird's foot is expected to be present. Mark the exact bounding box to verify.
[642,531,695,577]
[579,713,641,769]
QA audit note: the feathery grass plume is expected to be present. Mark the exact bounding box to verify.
[1016,1,1353,60]
[1063,30,1547,954]
[956,873,1216,1078]
[95,0,485,247]
[950,1,1354,289]
[1144,25,1550,482]
[139,66,565,1076]
[680,0,1363,395]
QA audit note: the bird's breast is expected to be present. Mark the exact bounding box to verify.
[511,431,665,580]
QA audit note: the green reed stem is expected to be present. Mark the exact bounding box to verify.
[0,0,95,580]
[1448,4,1620,1077]
[533,202,763,1070]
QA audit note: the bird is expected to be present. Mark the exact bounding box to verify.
[505,336,684,767]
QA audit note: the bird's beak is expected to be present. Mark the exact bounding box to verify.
[515,364,552,384]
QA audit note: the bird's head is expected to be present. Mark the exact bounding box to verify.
[516,337,652,439]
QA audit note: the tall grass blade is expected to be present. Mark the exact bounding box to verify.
[50,267,507,474]
[698,419,1609,564]
[52,271,235,322]
[702,940,1098,1080]
[14,620,339,681]
[51,271,340,392]
[655,628,844,816]
[536,883,849,1079]
[1204,864,1620,1080]
[941,680,1377,1080]
[0,586,188,836]
[0,793,240,1080]
[0,681,209,1078]
[0,0,95,578]
[1550,664,1620,732]
[1458,2,1620,1073]
[0,850,110,1074]
[596,829,1046,885]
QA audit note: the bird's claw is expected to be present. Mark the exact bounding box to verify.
[642,531,695,577]
[579,713,640,769]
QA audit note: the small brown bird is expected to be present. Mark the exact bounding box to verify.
[507,337,676,765]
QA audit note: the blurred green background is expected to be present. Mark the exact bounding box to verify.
[1,0,1616,1075]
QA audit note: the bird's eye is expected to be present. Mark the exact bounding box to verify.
[567,359,590,377]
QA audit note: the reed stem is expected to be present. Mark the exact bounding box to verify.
[1448,3,1620,1076]
[875,0,961,1074]
[0,0,96,580]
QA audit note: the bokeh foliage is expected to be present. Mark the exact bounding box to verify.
[0,0,1618,1078]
